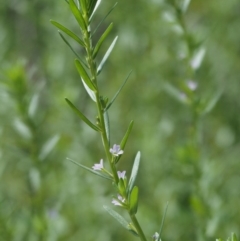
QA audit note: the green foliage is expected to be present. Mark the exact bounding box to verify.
[0,0,240,240]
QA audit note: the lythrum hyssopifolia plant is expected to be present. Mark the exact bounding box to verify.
[51,0,158,240]
[51,0,238,240]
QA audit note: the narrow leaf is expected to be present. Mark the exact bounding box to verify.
[93,23,113,58]
[39,135,60,161]
[163,82,188,104]
[58,32,87,68]
[92,2,118,36]
[97,36,118,74]
[104,110,110,144]
[89,0,102,21]
[190,47,206,70]
[127,152,141,195]
[50,20,85,47]
[81,77,97,102]
[103,206,132,231]
[231,233,238,241]
[158,202,169,241]
[67,158,112,180]
[129,186,139,215]
[181,0,191,13]
[69,0,86,31]
[75,59,96,91]
[120,120,134,150]
[202,89,222,115]
[106,70,132,110]
[88,0,97,14]
[115,120,134,164]
[65,98,101,131]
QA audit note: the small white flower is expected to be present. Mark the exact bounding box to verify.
[187,80,198,91]
[92,159,104,170]
[112,194,125,206]
[117,171,126,179]
[152,232,160,241]
[110,144,124,156]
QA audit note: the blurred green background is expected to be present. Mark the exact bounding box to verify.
[0,0,239,240]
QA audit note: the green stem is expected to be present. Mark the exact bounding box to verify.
[130,214,148,241]
[83,10,147,241]
[83,22,119,183]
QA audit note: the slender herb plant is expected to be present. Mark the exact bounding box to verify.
[50,0,238,240]
[50,0,158,240]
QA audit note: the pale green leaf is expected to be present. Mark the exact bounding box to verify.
[69,0,86,31]
[127,152,141,195]
[103,205,138,236]
[75,59,96,91]
[106,70,132,110]
[50,20,85,47]
[158,202,169,241]
[39,135,60,161]
[129,186,139,215]
[93,23,113,58]
[58,32,87,67]
[65,98,101,131]
[67,158,113,180]
[104,110,110,144]
[115,120,134,164]
[89,0,102,21]
[92,2,118,36]
[97,36,118,74]
[81,77,97,102]
[202,89,222,115]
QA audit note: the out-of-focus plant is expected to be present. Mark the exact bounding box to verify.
[0,62,62,240]
[160,0,234,240]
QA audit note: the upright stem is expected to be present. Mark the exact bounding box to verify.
[82,12,148,241]
[130,214,148,241]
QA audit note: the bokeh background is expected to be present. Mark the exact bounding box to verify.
[0,0,240,240]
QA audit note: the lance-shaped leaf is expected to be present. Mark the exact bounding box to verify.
[92,2,118,36]
[97,36,118,74]
[190,47,206,70]
[93,23,113,58]
[103,206,138,236]
[58,32,87,67]
[181,0,191,13]
[115,120,134,164]
[118,178,126,197]
[158,202,169,241]
[50,20,85,47]
[65,98,101,131]
[69,0,86,31]
[89,0,102,21]
[202,89,222,115]
[129,186,139,215]
[81,77,97,102]
[231,233,238,241]
[104,110,110,144]
[75,59,96,91]
[67,158,112,180]
[120,120,134,150]
[39,135,60,161]
[127,152,141,195]
[106,70,132,111]
[163,82,188,104]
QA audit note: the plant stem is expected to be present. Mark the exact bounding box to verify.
[130,214,148,241]
[82,9,147,241]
